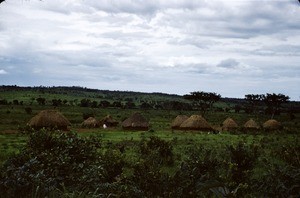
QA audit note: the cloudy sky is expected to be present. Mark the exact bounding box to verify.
[0,0,299,100]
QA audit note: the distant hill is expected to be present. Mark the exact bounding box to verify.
[1,85,299,113]
[0,85,184,101]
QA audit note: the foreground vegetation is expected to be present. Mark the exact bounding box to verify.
[0,85,299,197]
[0,129,299,197]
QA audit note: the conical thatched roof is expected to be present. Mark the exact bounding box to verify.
[222,117,238,131]
[171,115,189,129]
[243,119,259,129]
[28,110,71,130]
[81,117,99,128]
[263,119,282,130]
[99,115,118,127]
[180,115,213,131]
[122,112,149,130]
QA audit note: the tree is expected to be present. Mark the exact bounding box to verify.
[140,102,152,109]
[184,91,221,115]
[244,94,264,114]
[263,93,289,118]
[30,97,35,105]
[124,101,136,109]
[13,99,19,105]
[112,101,123,108]
[0,99,8,105]
[99,100,110,108]
[91,100,98,108]
[80,98,91,107]
[36,97,46,105]
[52,99,62,107]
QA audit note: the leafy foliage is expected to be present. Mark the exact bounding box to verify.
[263,93,289,118]
[255,164,300,197]
[244,93,290,118]
[170,147,223,197]
[0,129,299,197]
[227,142,259,185]
[139,136,174,165]
[244,94,264,114]
[184,91,221,115]
[0,129,124,197]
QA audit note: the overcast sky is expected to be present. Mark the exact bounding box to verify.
[0,0,299,100]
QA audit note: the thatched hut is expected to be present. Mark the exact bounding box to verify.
[81,117,99,128]
[180,115,213,131]
[122,112,149,131]
[263,119,282,130]
[222,117,238,131]
[99,115,119,127]
[28,110,71,130]
[171,115,189,130]
[243,119,260,129]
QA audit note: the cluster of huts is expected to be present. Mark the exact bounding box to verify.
[27,109,283,132]
[171,115,282,131]
[27,110,149,131]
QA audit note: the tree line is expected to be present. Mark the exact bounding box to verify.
[0,85,294,117]
[244,93,290,118]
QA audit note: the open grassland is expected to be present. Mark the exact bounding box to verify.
[0,99,299,164]
[1,127,299,164]
[0,134,26,166]
[1,104,299,131]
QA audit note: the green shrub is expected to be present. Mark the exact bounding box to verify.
[130,145,226,197]
[170,146,224,197]
[0,129,125,197]
[139,136,174,166]
[119,136,174,196]
[277,145,300,167]
[255,164,300,197]
[225,142,260,195]
[131,159,171,197]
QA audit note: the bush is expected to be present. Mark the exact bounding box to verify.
[0,129,125,197]
[80,99,91,107]
[253,143,300,197]
[170,146,224,197]
[225,142,260,195]
[131,159,171,197]
[131,144,226,197]
[255,164,300,197]
[276,145,300,167]
[124,136,175,197]
[1,131,297,197]
[139,136,174,165]
[0,99,8,105]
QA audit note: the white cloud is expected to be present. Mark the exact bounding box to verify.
[217,59,239,69]
[0,69,8,74]
[0,0,299,100]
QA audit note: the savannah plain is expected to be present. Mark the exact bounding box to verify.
[0,86,299,197]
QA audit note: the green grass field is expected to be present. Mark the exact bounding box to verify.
[0,100,299,163]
